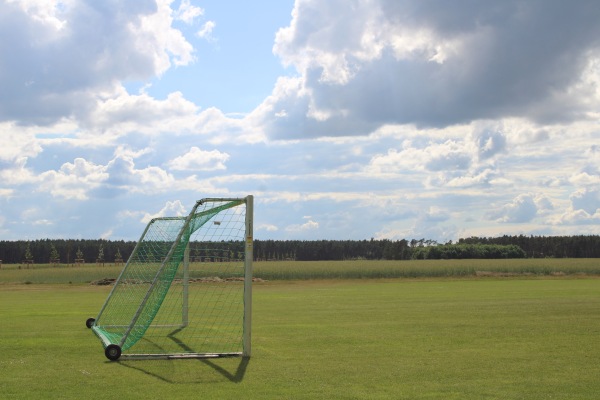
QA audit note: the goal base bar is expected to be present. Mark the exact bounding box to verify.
[120,352,244,360]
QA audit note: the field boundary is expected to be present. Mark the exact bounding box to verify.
[1,258,600,284]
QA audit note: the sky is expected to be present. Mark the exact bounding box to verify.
[1,0,600,243]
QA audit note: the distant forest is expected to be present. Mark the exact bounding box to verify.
[1,235,600,264]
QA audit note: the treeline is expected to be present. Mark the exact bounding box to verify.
[0,239,134,264]
[230,236,600,260]
[256,240,526,260]
[0,235,599,264]
[411,244,525,260]
[458,235,600,258]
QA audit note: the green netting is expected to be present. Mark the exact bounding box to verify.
[92,198,247,355]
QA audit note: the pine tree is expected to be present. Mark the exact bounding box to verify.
[24,242,33,261]
[97,244,105,265]
[76,247,84,262]
[115,248,123,265]
[50,244,60,264]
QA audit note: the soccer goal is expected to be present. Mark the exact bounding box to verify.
[86,196,253,361]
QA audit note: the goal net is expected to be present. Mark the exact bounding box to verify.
[87,196,253,361]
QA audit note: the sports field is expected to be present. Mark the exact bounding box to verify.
[1,262,600,399]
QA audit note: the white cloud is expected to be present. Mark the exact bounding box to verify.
[473,124,507,160]
[363,126,509,189]
[285,219,319,232]
[551,209,600,226]
[0,0,195,125]
[0,157,37,186]
[141,200,187,223]
[197,20,216,40]
[569,145,600,187]
[174,0,203,24]
[366,139,473,174]
[0,123,43,161]
[570,189,600,215]
[38,158,108,200]
[105,155,175,195]
[443,168,499,188]
[32,153,179,201]
[135,0,196,69]
[167,147,229,171]
[100,229,114,240]
[86,89,199,135]
[569,171,600,187]
[257,223,279,232]
[114,145,154,160]
[117,209,145,220]
[259,0,600,139]
[489,193,553,223]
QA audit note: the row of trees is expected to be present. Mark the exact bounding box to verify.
[411,244,526,260]
[0,235,599,264]
[457,235,600,258]
[241,236,600,260]
[0,239,129,265]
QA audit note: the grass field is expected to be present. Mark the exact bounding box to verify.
[1,262,600,399]
[1,258,600,283]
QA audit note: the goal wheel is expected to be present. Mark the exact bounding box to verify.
[85,318,95,329]
[105,344,122,361]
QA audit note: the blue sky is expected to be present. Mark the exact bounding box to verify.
[1,0,600,242]
[143,1,294,113]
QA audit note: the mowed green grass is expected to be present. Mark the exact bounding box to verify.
[1,278,600,399]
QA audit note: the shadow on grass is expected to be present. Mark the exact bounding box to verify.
[115,327,250,383]
[200,356,249,383]
[117,356,250,384]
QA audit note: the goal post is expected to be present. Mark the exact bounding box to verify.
[86,196,254,361]
[243,194,253,357]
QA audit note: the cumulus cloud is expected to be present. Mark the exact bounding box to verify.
[570,189,600,215]
[141,200,187,223]
[105,155,175,195]
[33,153,178,200]
[257,223,279,232]
[489,193,553,223]
[367,139,472,174]
[442,168,500,188]
[0,0,195,125]
[285,218,319,232]
[37,158,108,200]
[0,157,37,187]
[174,0,204,24]
[197,20,216,40]
[552,209,600,226]
[256,0,600,139]
[87,90,199,132]
[364,122,511,188]
[0,124,43,161]
[167,147,229,171]
[473,124,507,160]
[569,171,600,187]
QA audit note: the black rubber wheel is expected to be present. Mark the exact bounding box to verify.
[105,344,122,361]
[85,318,95,329]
